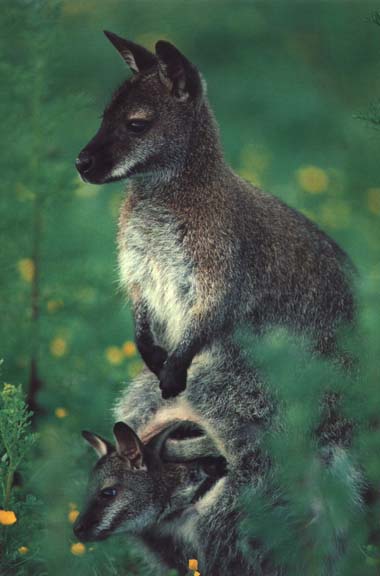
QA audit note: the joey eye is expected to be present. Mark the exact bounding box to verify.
[100,487,117,498]
[126,119,150,134]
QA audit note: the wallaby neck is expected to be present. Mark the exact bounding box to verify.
[182,100,226,182]
[129,100,229,203]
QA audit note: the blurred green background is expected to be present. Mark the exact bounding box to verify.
[1,0,380,574]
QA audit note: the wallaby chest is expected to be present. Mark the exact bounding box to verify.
[118,200,196,350]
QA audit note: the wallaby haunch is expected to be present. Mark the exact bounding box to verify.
[74,421,227,575]
[76,31,355,398]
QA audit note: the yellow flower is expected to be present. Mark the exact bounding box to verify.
[123,341,137,358]
[18,258,35,282]
[47,299,64,313]
[0,510,17,525]
[50,337,67,357]
[18,546,28,554]
[68,509,80,523]
[105,346,124,365]
[188,559,198,571]
[296,165,329,194]
[55,407,68,419]
[194,572,201,576]
[367,187,380,215]
[71,542,86,556]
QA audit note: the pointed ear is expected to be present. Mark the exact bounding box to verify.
[113,422,146,469]
[104,30,157,74]
[155,41,203,101]
[82,430,113,458]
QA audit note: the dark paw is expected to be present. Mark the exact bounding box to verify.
[159,363,187,399]
[138,344,168,377]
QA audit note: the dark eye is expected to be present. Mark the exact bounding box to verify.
[100,487,117,498]
[127,119,150,134]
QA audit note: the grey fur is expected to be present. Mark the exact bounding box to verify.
[115,342,273,465]
[113,342,276,575]
[163,434,220,462]
[113,342,362,576]
[76,34,355,398]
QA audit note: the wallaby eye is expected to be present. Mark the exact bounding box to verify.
[127,119,150,134]
[100,487,117,498]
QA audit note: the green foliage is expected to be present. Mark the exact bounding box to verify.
[0,382,41,576]
[0,382,37,504]
[238,295,380,575]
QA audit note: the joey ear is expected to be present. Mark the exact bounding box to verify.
[113,422,146,469]
[104,30,157,73]
[82,430,113,458]
[155,41,203,101]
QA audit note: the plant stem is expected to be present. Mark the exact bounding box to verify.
[4,467,14,509]
[27,51,44,413]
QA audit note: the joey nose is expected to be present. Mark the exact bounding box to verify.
[75,153,94,175]
[73,517,86,539]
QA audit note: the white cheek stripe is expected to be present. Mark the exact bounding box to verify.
[110,156,139,179]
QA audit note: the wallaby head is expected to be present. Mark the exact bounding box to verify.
[74,421,226,543]
[73,421,161,542]
[76,31,207,185]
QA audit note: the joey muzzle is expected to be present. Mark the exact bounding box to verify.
[73,511,104,542]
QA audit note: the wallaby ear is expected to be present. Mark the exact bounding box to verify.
[104,30,157,74]
[113,422,146,469]
[155,40,203,101]
[82,430,113,458]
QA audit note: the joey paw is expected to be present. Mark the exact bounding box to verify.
[149,345,168,376]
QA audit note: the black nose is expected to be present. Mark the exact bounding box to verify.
[75,153,94,175]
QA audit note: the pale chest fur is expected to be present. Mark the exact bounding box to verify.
[118,201,196,351]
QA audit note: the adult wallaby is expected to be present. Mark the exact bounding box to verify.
[74,421,228,576]
[76,31,355,398]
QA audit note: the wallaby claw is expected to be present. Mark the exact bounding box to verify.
[159,362,187,399]
[139,344,168,377]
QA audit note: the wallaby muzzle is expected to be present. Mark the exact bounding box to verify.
[76,127,116,184]
[73,505,108,542]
